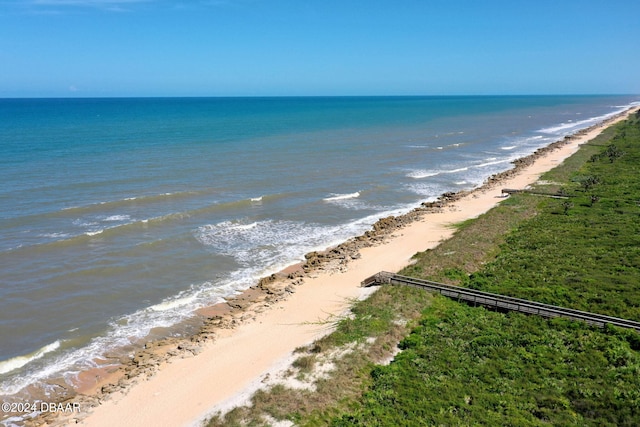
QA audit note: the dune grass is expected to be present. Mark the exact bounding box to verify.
[204,285,433,427]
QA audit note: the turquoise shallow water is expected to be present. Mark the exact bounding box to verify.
[1,95,638,399]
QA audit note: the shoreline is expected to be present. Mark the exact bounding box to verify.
[21,106,638,427]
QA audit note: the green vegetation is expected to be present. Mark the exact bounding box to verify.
[204,113,640,426]
[205,285,433,427]
[463,119,640,319]
[333,299,640,426]
[331,113,640,426]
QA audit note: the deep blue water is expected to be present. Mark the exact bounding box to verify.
[1,95,638,399]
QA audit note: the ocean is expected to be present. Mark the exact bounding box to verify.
[1,95,638,405]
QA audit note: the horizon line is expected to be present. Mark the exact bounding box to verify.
[2,93,639,100]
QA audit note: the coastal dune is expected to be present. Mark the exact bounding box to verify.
[68,108,636,427]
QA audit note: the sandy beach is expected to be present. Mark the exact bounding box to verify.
[44,107,636,427]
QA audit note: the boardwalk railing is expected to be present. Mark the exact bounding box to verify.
[501,188,574,198]
[362,272,640,332]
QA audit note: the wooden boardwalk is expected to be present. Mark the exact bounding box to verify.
[501,188,574,198]
[362,272,640,332]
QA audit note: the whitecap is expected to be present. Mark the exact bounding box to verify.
[149,294,198,312]
[39,232,70,239]
[537,104,637,135]
[196,218,369,267]
[474,159,509,169]
[230,222,258,231]
[0,341,61,375]
[323,192,360,202]
[103,214,131,222]
[407,170,439,179]
[447,167,469,174]
[408,166,468,179]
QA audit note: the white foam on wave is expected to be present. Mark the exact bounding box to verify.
[323,192,360,202]
[0,341,61,375]
[72,219,97,227]
[0,205,424,396]
[193,208,416,299]
[406,181,445,198]
[408,166,469,179]
[196,205,412,270]
[407,170,439,179]
[197,219,323,266]
[407,157,516,197]
[497,135,547,153]
[539,120,586,134]
[250,196,263,202]
[149,293,199,312]
[60,192,200,219]
[77,213,186,237]
[124,192,180,202]
[447,167,469,174]
[0,281,226,396]
[408,142,462,151]
[39,232,70,239]
[103,214,131,222]
[538,104,637,135]
[474,158,511,168]
[230,222,258,231]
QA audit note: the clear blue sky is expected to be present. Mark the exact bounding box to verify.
[1,0,639,97]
